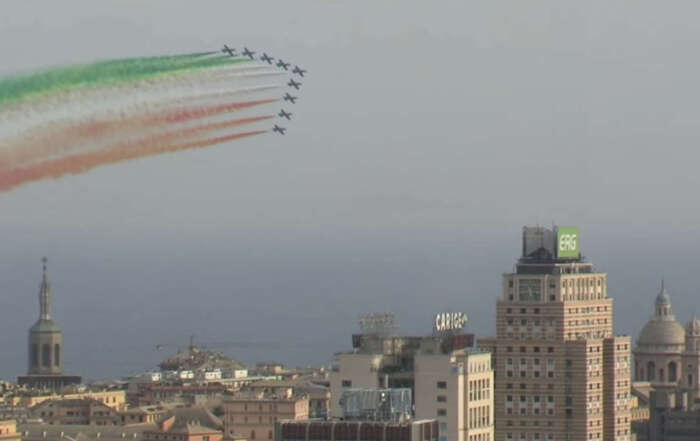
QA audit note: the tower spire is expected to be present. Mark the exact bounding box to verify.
[39,257,51,321]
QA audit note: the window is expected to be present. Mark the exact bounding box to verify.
[341,380,352,387]
[437,409,447,417]
[548,347,554,353]
[437,381,447,389]
[251,431,255,440]
[437,395,447,402]
[520,347,526,353]
[42,344,51,367]
[31,344,39,367]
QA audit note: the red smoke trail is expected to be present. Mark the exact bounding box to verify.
[159,99,277,123]
[0,99,277,170]
[0,116,271,192]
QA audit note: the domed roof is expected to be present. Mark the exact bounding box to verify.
[637,281,685,346]
[30,319,62,333]
[638,319,685,346]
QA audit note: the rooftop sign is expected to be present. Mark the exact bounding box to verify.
[556,226,580,259]
[434,312,468,333]
[358,313,397,335]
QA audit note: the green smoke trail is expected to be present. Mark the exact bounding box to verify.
[0,51,251,109]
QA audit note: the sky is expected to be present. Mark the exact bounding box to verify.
[1,0,700,381]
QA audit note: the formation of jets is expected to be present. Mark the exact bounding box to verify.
[220,45,308,135]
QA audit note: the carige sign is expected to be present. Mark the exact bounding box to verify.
[435,312,468,332]
[556,226,580,259]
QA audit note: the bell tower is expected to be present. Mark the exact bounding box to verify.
[18,258,81,389]
[28,257,63,375]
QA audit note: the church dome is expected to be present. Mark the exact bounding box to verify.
[637,281,685,347]
[638,319,686,346]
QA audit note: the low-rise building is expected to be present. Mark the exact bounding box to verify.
[30,398,121,426]
[8,389,126,410]
[143,407,223,441]
[223,393,309,441]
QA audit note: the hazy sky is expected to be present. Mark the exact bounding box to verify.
[2,0,700,381]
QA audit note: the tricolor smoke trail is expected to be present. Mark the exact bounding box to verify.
[0,49,297,193]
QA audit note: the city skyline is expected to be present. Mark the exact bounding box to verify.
[3,0,700,384]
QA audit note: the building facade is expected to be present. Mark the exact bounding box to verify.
[223,394,309,441]
[478,226,631,441]
[414,350,494,441]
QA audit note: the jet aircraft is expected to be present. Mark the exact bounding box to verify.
[276,59,290,70]
[242,47,256,59]
[278,109,292,120]
[260,53,274,64]
[287,79,301,90]
[292,65,307,77]
[221,45,236,56]
[283,93,298,104]
[273,125,286,135]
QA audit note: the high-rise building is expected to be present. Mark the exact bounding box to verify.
[17,258,81,389]
[479,226,631,441]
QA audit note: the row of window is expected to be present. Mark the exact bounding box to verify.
[505,346,555,353]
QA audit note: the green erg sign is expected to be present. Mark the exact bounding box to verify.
[557,227,580,259]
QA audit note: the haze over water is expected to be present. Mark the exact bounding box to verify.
[2,0,700,381]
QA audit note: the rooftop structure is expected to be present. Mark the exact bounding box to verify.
[338,388,412,422]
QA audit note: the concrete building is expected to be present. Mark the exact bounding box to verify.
[633,284,700,403]
[415,350,493,441]
[0,420,21,441]
[275,419,439,441]
[478,226,632,441]
[330,333,474,417]
[330,327,486,441]
[17,258,81,390]
[222,393,308,441]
